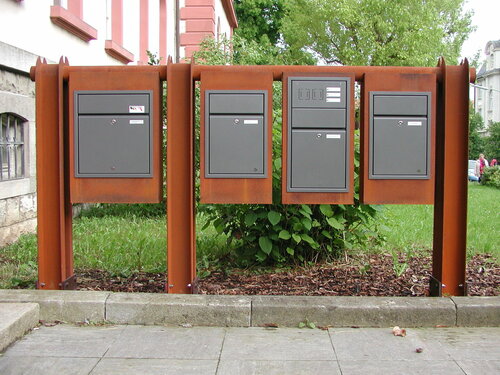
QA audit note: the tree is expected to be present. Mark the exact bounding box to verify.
[234,0,286,45]
[469,105,485,160]
[282,0,474,66]
[484,121,500,161]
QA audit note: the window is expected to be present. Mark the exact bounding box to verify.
[0,113,25,181]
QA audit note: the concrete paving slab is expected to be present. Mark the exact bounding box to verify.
[456,360,500,375]
[106,293,251,326]
[90,358,218,375]
[217,360,341,375]
[0,357,99,375]
[251,296,456,327]
[338,360,464,375]
[220,327,335,361]
[0,302,39,352]
[0,290,110,322]
[452,296,500,326]
[104,325,225,359]
[329,328,449,361]
[3,324,125,358]
[417,327,500,361]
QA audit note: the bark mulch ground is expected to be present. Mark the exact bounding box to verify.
[76,253,499,296]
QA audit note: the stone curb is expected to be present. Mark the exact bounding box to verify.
[0,290,498,328]
[0,303,39,352]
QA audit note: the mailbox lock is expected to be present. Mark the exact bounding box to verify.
[317,133,322,138]
[234,118,240,125]
[397,120,403,126]
[110,118,117,125]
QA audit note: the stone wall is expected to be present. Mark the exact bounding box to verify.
[0,194,37,246]
[0,41,38,248]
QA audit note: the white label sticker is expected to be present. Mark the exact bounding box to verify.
[129,105,145,113]
[326,87,341,92]
[326,134,341,139]
[326,92,341,98]
[326,98,341,103]
[244,119,259,125]
[129,119,144,125]
[407,121,422,126]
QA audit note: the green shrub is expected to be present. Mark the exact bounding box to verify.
[80,203,165,218]
[481,166,500,189]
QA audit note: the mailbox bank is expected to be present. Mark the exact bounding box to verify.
[32,60,472,296]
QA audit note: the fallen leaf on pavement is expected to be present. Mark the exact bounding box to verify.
[392,326,407,337]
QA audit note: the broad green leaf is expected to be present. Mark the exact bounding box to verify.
[319,204,334,217]
[258,236,273,254]
[292,233,302,243]
[301,204,312,215]
[268,211,282,226]
[279,230,291,240]
[298,322,306,328]
[307,322,316,329]
[321,230,333,239]
[301,217,312,231]
[244,212,257,226]
[286,247,294,255]
[300,233,315,244]
[327,217,344,230]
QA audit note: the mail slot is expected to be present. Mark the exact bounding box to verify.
[205,90,267,178]
[369,92,431,179]
[74,90,153,178]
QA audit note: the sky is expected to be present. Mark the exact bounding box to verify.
[460,0,500,62]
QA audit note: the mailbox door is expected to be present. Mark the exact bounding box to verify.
[290,130,346,191]
[371,117,428,178]
[208,115,264,176]
[77,115,151,177]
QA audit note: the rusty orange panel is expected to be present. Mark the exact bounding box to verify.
[281,72,355,205]
[199,71,273,204]
[68,69,163,203]
[360,72,437,204]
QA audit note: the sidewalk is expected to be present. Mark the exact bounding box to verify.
[1,324,499,374]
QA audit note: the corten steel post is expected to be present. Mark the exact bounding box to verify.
[166,62,196,293]
[431,59,471,296]
[31,58,75,290]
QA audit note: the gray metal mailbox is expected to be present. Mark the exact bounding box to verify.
[74,90,153,178]
[205,90,267,178]
[287,77,351,192]
[369,92,431,179]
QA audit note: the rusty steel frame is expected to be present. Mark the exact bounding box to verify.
[31,61,474,296]
[431,59,471,296]
[166,62,196,293]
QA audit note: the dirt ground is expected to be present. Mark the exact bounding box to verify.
[76,253,499,296]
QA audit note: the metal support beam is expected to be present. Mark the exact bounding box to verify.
[432,59,470,296]
[32,57,74,290]
[166,62,196,293]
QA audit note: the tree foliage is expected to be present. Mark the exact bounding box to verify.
[234,0,287,45]
[281,0,474,66]
[469,106,485,160]
[484,121,500,161]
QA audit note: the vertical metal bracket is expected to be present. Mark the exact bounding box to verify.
[429,275,442,297]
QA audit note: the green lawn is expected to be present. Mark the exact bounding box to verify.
[381,183,499,260]
[0,184,498,288]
